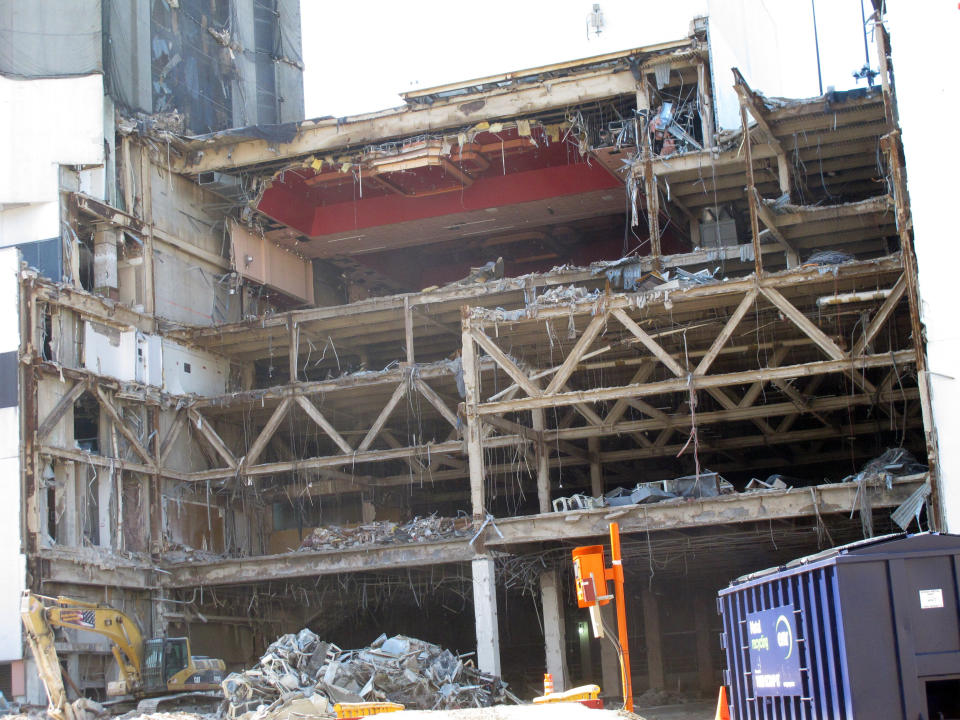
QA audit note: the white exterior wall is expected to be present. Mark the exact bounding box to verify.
[0,73,105,664]
[0,73,104,245]
[160,339,228,396]
[84,320,227,396]
[0,247,24,662]
[885,2,960,530]
[83,322,139,381]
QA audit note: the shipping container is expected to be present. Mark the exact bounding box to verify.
[718,533,960,719]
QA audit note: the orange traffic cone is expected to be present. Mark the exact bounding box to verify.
[715,686,730,720]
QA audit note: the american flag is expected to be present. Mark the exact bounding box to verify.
[60,609,96,629]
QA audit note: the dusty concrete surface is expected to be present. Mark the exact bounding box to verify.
[634,702,715,720]
[372,707,639,719]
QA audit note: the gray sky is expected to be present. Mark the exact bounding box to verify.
[300,0,877,121]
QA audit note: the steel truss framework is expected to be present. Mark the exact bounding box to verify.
[30,256,922,515]
[459,259,921,518]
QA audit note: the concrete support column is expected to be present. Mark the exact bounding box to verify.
[539,569,569,691]
[694,594,716,695]
[641,586,664,690]
[54,461,78,546]
[599,603,621,701]
[361,497,376,522]
[93,228,119,297]
[588,437,603,497]
[532,409,550,513]
[472,556,501,675]
[97,468,113,549]
[461,316,485,519]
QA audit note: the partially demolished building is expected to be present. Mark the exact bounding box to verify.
[2,4,942,709]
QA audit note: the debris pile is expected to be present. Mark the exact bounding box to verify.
[745,475,792,492]
[804,250,855,267]
[552,471,734,512]
[221,630,510,719]
[843,448,929,537]
[469,285,603,324]
[843,447,927,487]
[298,515,473,551]
[595,256,721,293]
[160,542,225,564]
[531,285,600,308]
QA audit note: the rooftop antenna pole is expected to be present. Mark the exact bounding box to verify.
[860,0,871,69]
[811,0,824,96]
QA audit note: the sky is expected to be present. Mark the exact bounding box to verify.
[300,0,879,123]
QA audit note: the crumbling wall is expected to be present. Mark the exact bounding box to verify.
[166,495,226,553]
[149,160,228,263]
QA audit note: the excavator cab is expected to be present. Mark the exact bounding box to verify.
[142,638,189,692]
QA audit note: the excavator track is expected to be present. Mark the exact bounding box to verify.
[135,691,223,715]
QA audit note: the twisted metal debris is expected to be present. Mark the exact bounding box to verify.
[221,629,511,719]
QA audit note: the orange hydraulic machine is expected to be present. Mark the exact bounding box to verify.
[571,522,633,713]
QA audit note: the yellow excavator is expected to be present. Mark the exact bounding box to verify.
[20,591,226,720]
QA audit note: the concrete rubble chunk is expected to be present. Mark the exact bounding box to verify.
[298,514,473,551]
[221,630,510,718]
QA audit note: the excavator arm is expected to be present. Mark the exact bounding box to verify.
[20,592,73,720]
[20,591,147,720]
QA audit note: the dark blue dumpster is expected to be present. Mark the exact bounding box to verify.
[718,533,960,719]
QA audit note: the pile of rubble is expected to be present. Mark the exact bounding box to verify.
[553,470,735,512]
[160,541,226,564]
[221,630,510,719]
[298,515,473,551]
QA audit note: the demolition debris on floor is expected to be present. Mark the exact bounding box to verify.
[297,515,475,551]
[221,629,512,718]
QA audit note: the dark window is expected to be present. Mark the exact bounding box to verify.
[0,662,12,699]
[0,351,17,409]
[927,678,960,719]
[164,639,189,680]
[17,238,62,282]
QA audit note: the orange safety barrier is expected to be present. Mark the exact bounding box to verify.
[533,684,601,705]
[334,701,405,717]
